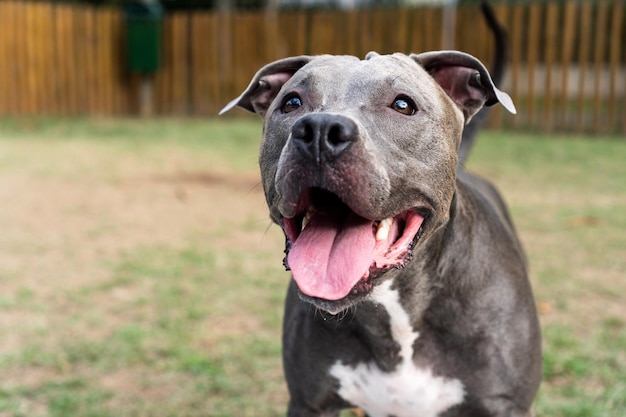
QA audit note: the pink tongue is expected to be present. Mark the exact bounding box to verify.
[287,209,376,301]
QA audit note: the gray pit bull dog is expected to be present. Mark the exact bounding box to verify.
[220,46,541,417]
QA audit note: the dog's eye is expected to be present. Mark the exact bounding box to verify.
[391,96,417,115]
[282,95,302,113]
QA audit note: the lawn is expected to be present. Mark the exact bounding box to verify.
[0,117,624,417]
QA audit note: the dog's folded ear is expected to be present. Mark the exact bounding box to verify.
[410,51,516,122]
[219,56,312,117]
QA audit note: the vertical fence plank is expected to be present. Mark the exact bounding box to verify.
[344,10,360,56]
[525,3,541,127]
[407,7,423,53]
[353,10,370,55]
[155,15,172,114]
[83,7,96,114]
[396,7,410,54]
[6,1,21,114]
[92,6,103,114]
[48,3,59,114]
[262,10,276,61]
[110,10,128,115]
[264,9,286,61]
[34,2,46,114]
[92,6,105,115]
[430,8,443,51]
[369,9,386,53]
[412,6,426,51]
[43,2,55,114]
[576,1,592,133]
[543,2,559,132]
[424,6,441,51]
[24,2,38,114]
[476,5,491,64]
[379,9,408,54]
[190,13,207,115]
[172,13,191,115]
[112,8,126,115]
[101,8,115,115]
[453,5,466,52]
[16,1,27,114]
[232,13,254,111]
[41,3,59,114]
[9,1,18,114]
[310,10,343,55]
[509,3,523,129]
[201,13,218,114]
[196,14,212,115]
[206,14,223,115]
[54,4,67,115]
[23,2,33,114]
[592,1,609,133]
[244,13,264,81]
[72,6,91,114]
[0,2,11,114]
[24,1,40,115]
[93,7,105,114]
[279,11,307,56]
[231,13,254,104]
[486,3,510,130]
[370,9,385,53]
[72,4,88,114]
[61,4,77,114]
[559,1,577,130]
[218,12,235,108]
[607,1,624,131]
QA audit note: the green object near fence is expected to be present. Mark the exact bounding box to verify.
[124,1,163,73]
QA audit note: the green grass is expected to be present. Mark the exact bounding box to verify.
[0,117,624,416]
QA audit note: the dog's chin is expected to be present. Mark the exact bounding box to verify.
[298,293,359,315]
[296,269,399,315]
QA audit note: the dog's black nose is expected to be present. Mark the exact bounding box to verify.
[291,114,357,163]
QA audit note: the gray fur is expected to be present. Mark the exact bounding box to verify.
[221,50,540,417]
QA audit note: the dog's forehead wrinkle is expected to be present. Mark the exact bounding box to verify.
[302,57,404,93]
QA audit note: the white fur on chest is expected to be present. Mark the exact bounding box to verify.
[330,281,465,417]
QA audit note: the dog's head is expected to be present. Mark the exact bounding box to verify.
[221,52,515,314]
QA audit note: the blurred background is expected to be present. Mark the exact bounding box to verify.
[0,0,624,134]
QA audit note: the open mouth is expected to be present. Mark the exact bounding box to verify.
[282,188,425,311]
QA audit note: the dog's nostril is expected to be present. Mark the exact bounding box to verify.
[322,122,354,158]
[292,121,311,142]
[327,125,344,146]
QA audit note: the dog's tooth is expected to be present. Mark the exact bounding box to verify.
[302,210,313,231]
[375,217,393,241]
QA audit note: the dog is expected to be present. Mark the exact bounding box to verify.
[220,8,542,417]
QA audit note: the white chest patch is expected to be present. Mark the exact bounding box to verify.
[330,281,465,417]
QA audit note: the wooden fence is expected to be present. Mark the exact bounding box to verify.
[0,0,624,134]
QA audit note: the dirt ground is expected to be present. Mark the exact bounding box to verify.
[0,144,264,298]
[0,135,290,414]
